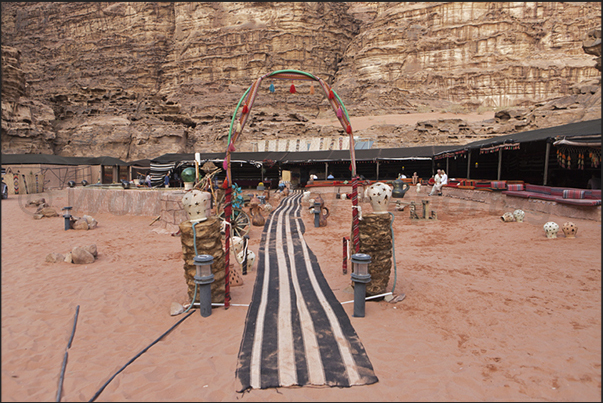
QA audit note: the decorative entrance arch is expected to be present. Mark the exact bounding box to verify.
[221,69,362,308]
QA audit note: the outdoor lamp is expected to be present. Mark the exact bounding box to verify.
[313,200,321,227]
[62,206,72,230]
[193,254,215,317]
[351,253,372,318]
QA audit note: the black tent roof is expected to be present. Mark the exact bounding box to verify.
[128,158,152,167]
[378,145,452,160]
[433,118,601,156]
[1,154,129,166]
[151,145,455,165]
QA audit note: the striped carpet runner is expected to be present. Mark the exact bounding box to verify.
[235,190,378,391]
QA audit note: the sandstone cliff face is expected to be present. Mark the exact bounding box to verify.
[1,2,600,159]
[1,46,56,154]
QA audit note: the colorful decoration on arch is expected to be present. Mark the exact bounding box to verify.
[224,69,356,188]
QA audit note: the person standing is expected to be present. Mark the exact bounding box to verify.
[146,173,152,188]
[429,169,442,196]
[411,172,419,185]
[164,171,170,188]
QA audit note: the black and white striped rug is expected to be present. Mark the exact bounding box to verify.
[235,190,378,392]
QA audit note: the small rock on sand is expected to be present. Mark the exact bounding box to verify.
[72,219,89,230]
[71,247,95,264]
[83,244,97,258]
[45,252,65,263]
[64,252,72,263]
[170,302,184,316]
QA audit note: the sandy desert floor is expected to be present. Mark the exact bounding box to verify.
[1,183,601,402]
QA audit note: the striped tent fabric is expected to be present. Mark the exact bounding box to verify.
[149,162,175,186]
[235,190,378,392]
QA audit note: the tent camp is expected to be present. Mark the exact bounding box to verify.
[0,154,130,194]
[2,118,599,193]
[433,118,601,187]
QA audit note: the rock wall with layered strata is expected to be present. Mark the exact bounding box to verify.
[1,2,600,159]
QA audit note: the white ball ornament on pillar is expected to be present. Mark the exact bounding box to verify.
[182,190,212,223]
[364,182,392,214]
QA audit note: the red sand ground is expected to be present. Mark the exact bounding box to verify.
[1,184,600,402]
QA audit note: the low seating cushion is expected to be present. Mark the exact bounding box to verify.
[474,181,491,188]
[525,184,551,194]
[563,189,585,199]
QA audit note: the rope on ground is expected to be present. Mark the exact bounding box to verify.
[88,309,196,402]
[56,305,80,402]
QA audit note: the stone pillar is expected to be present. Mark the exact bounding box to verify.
[352,213,392,296]
[179,217,225,303]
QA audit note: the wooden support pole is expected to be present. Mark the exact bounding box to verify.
[467,151,471,179]
[497,148,503,181]
[543,142,551,185]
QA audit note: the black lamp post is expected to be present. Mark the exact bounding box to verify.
[313,200,321,227]
[193,254,215,317]
[62,206,72,230]
[351,253,371,317]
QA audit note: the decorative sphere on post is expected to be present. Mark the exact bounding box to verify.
[181,167,196,182]
[181,167,196,190]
